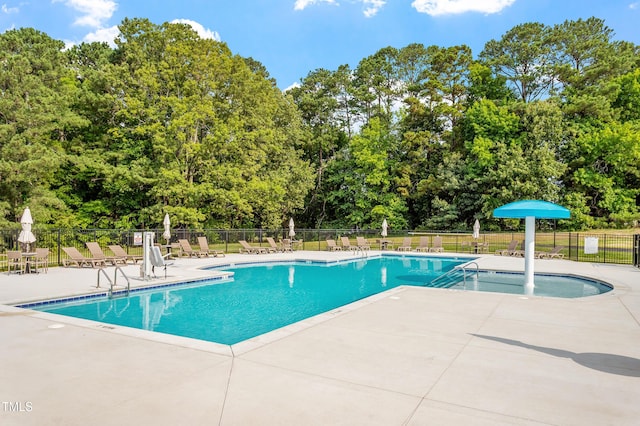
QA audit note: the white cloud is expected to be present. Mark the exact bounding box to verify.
[2,4,19,14]
[52,0,117,28]
[630,2,639,9]
[294,0,384,17]
[83,24,119,45]
[363,0,385,17]
[411,0,515,16]
[294,0,338,11]
[170,19,221,41]
[284,82,301,92]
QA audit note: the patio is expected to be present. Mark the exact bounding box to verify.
[1,251,639,425]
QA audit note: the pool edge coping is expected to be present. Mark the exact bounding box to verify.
[1,252,625,358]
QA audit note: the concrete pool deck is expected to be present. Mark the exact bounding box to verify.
[1,251,639,425]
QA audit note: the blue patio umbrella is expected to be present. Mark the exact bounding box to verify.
[493,200,570,293]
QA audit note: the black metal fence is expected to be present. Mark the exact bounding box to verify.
[1,228,639,268]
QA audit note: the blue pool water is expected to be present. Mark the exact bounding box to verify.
[30,255,612,345]
[449,271,612,298]
[32,256,465,345]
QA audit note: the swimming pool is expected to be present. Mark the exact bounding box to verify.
[30,256,465,345]
[28,255,612,345]
[446,270,612,298]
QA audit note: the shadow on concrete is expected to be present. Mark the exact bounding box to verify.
[471,334,640,377]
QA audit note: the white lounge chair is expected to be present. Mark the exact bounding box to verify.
[495,240,519,256]
[340,237,357,251]
[178,239,204,257]
[86,242,125,265]
[265,237,280,253]
[326,239,342,251]
[429,236,444,253]
[108,245,143,264]
[414,236,429,252]
[538,246,565,259]
[61,247,106,268]
[397,237,412,251]
[198,236,225,257]
[356,236,371,251]
[239,240,267,254]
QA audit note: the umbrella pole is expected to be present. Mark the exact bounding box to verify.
[524,216,535,294]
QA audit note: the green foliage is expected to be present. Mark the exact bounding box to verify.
[480,22,553,102]
[467,62,512,103]
[0,17,638,232]
[612,69,640,121]
[0,28,85,226]
[322,118,407,228]
[566,122,640,226]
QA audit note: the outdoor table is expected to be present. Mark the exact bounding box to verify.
[472,242,489,254]
[377,239,393,250]
[21,252,37,273]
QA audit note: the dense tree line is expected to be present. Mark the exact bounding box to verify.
[0,17,638,231]
[0,19,313,230]
[291,17,640,231]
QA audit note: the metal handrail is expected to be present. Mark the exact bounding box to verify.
[429,261,480,288]
[460,261,480,286]
[429,267,465,288]
[110,265,131,298]
[96,266,131,298]
[96,268,112,289]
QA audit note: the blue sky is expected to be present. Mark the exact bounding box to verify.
[1,0,639,90]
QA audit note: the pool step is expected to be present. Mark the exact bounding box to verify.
[428,262,480,289]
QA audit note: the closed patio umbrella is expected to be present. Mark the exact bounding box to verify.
[288,218,296,238]
[472,219,480,239]
[18,207,36,252]
[381,219,388,238]
[162,213,171,243]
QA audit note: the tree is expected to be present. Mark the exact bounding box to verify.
[458,99,566,224]
[108,18,313,228]
[467,62,513,104]
[564,122,640,227]
[550,17,637,94]
[396,43,430,97]
[480,22,553,102]
[324,118,407,228]
[611,69,640,122]
[353,47,400,125]
[289,68,349,226]
[422,44,473,146]
[0,28,84,226]
[550,17,638,125]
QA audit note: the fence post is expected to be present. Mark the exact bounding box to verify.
[57,228,61,266]
[634,234,640,268]
[569,232,573,260]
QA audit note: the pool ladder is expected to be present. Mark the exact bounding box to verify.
[96,266,131,298]
[429,261,480,288]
